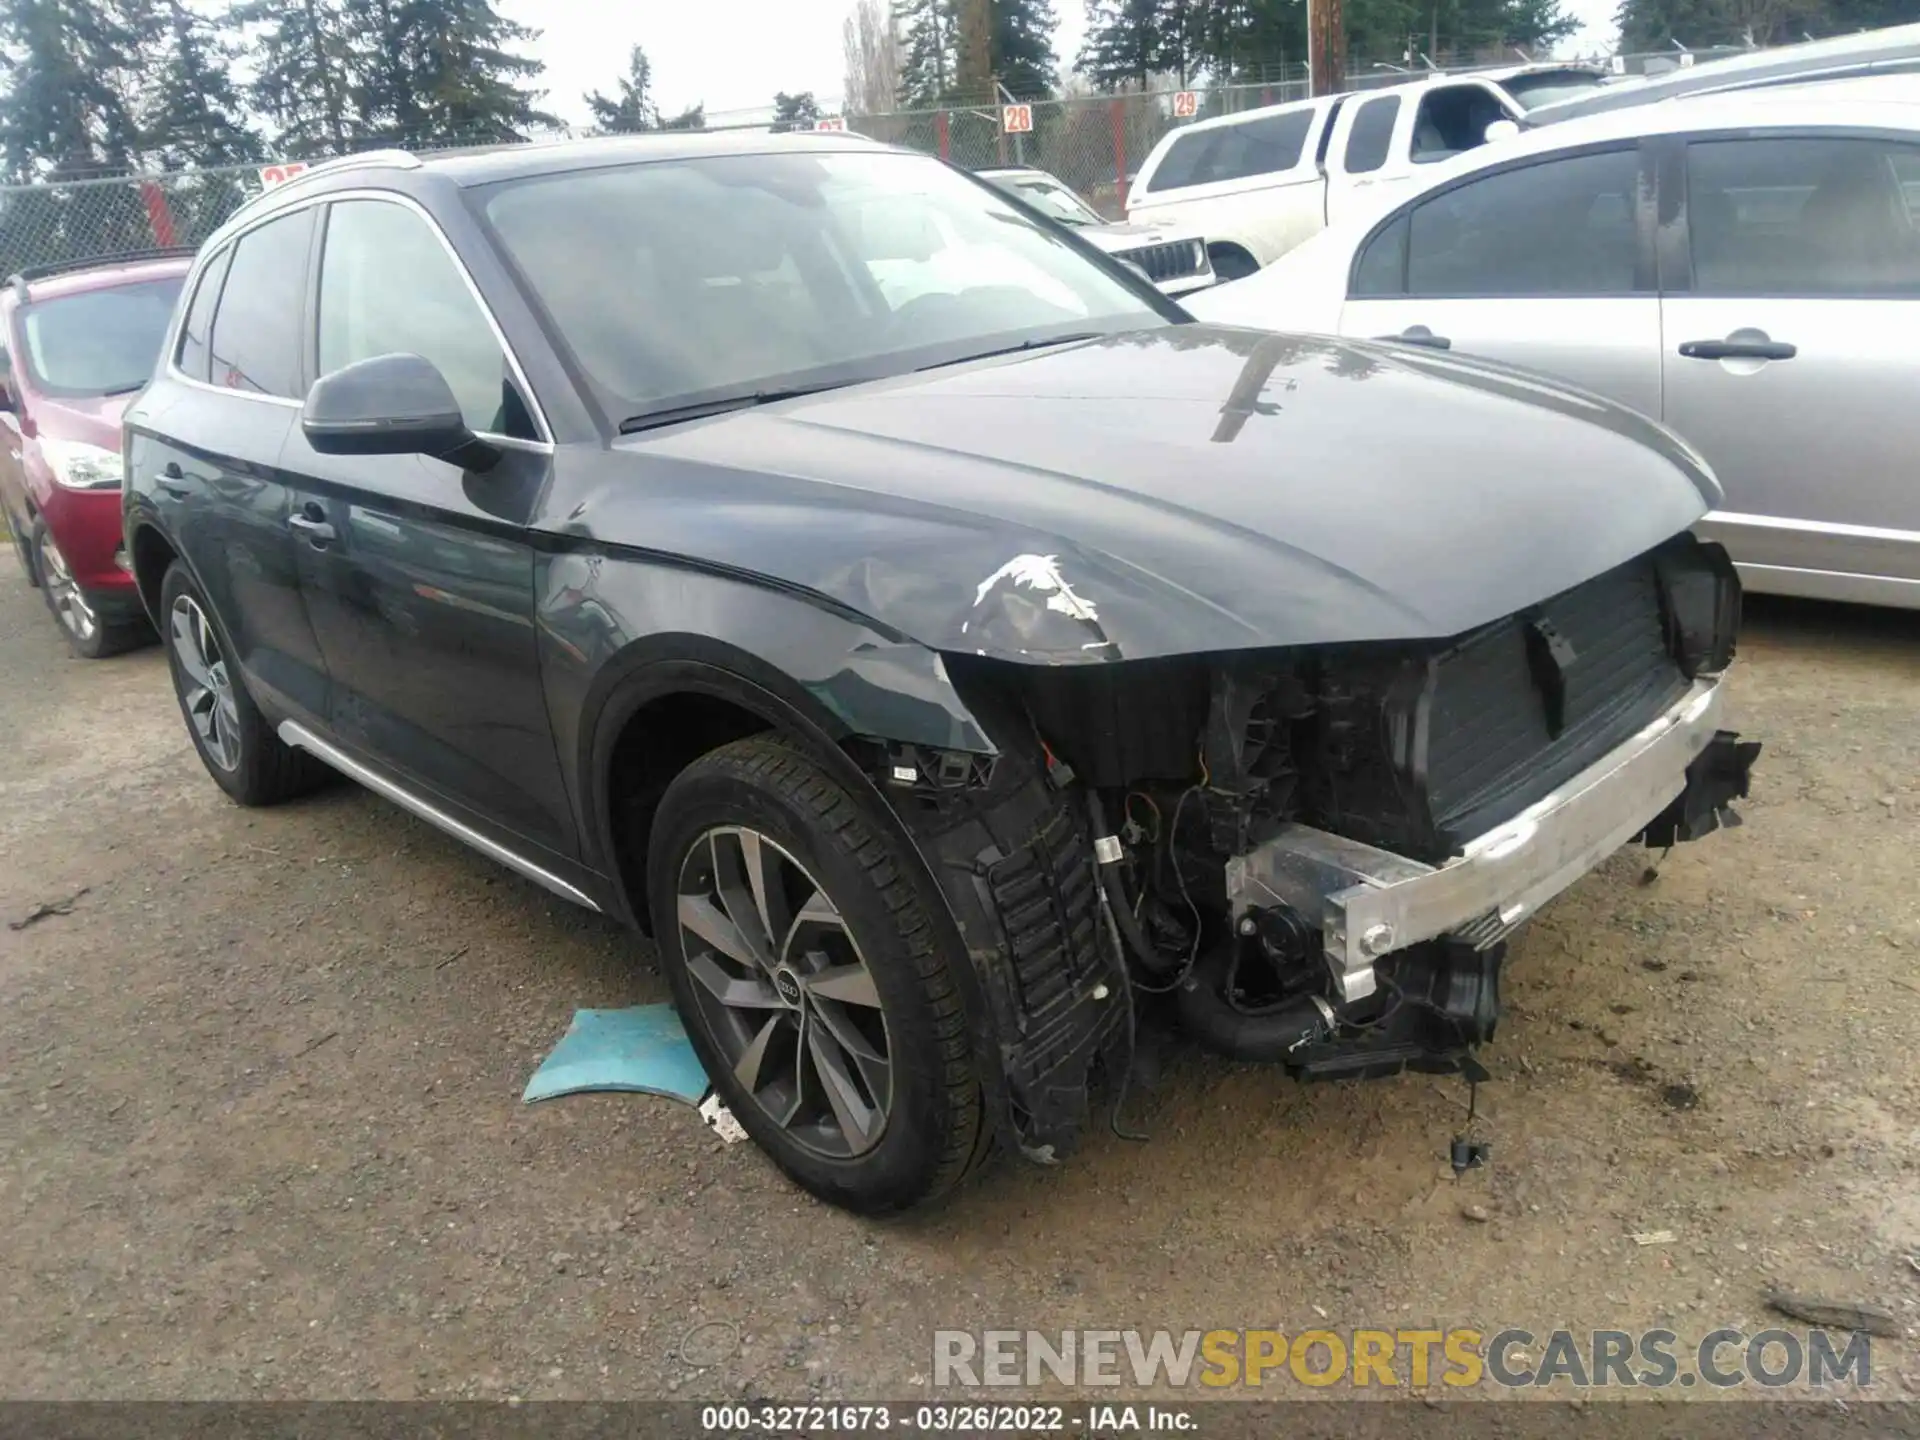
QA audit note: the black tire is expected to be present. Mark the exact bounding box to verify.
[1208,243,1260,282]
[32,518,145,659]
[159,559,330,806]
[648,736,986,1214]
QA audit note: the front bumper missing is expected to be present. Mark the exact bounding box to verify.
[1227,676,1754,1002]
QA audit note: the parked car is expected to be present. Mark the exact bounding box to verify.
[1122,64,1608,277]
[124,134,1757,1214]
[0,250,191,655]
[976,165,1217,297]
[1185,75,1920,610]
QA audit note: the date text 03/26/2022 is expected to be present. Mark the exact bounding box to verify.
[700,1404,1196,1432]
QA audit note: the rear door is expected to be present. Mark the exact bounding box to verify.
[149,210,331,724]
[279,195,576,858]
[1337,143,1663,418]
[1659,131,1920,602]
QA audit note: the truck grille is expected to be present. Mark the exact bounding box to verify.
[1424,554,1689,846]
[1113,239,1204,282]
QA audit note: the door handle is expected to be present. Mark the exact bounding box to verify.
[1376,325,1451,350]
[288,511,336,543]
[1678,338,1796,361]
[158,461,190,497]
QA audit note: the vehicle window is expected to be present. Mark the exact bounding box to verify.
[1410,84,1509,164]
[1144,109,1314,193]
[481,150,1163,426]
[1406,148,1641,296]
[1500,71,1607,111]
[994,174,1102,226]
[1686,137,1920,296]
[209,209,313,398]
[1344,95,1400,175]
[1352,213,1408,296]
[175,246,232,383]
[19,276,185,398]
[318,200,535,439]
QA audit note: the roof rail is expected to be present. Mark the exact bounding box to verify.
[6,245,202,302]
[222,147,422,224]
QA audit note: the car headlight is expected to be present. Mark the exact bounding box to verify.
[41,437,123,491]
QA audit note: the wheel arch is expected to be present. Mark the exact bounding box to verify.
[127,518,179,628]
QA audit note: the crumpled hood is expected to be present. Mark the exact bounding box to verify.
[613,324,1719,663]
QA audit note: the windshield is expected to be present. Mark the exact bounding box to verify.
[988,172,1104,225]
[20,276,185,397]
[480,150,1163,426]
[1501,72,1608,110]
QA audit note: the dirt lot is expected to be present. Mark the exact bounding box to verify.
[3,548,1919,1407]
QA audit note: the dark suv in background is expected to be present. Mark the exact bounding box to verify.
[124,134,1756,1213]
[0,251,189,655]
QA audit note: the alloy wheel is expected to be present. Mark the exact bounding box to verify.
[170,595,242,772]
[39,533,97,644]
[676,827,894,1158]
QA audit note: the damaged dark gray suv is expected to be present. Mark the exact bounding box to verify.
[123,133,1758,1213]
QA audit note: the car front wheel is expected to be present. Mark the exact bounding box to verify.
[648,736,987,1213]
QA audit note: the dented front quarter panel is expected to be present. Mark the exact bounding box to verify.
[536,324,1721,669]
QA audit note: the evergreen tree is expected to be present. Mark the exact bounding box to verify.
[144,0,261,168]
[994,0,1059,95]
[659,102,706,129]
[585,45,658,132]
[350,0,553,147]
[1076,0,1203,88]
[896,0,957,105]
[0,0,152,181]
[231,0,359,155]
[771,91,824,131]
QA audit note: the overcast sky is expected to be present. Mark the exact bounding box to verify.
[501,0,1621,129]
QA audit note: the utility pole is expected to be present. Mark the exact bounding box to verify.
[957,0,992,105]
[1307,0,1346,96]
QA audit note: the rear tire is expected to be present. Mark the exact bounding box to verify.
[33,518,145,659]
[648,736,986,1213]
[159,559,329,805]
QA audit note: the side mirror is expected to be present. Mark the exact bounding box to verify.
[1483,119,1521,144]
[302,353,498,471]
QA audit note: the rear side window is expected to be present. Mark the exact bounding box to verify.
[209,209,313,398]
[1145,109,1314,193]
[1404,148,1641,297]
[175,246,232,383]
[1344,95,1400,175]
[1352,213,1409,295]
[1686,136,1920,296]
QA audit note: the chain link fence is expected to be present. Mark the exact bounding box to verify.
[0,47,1749,276]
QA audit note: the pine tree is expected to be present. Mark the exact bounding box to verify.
[0,0,152,181]
[144,0,261,168]
[350,0,553,148]
[659,102,706,130]
[994,0,1059,95]
[896,0,957,106]
[1076,0,1203,88]
[231,0,359,156]
[771,92,824,131]
[585,45,658,132]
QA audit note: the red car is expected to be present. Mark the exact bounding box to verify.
[0,250,191,656]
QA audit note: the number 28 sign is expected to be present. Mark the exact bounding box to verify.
[1172,90,1199,118]
[1001,104,1033,134]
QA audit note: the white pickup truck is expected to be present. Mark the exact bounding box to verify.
[1125,64,1608,278]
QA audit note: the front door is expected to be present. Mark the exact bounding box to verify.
[1660,132,1920,603]
[281,196,576,859]
[1338,143,1664,420]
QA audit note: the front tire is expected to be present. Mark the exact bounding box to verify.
[1207,242,1260,282]
[159,559,328,805]
[33,519,144,658]
[648,736,986,1213]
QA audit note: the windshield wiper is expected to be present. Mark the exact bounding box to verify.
[617,381,855,435]
[915,332,1102,373]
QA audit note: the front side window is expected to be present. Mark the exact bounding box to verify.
[1145,109,1315,193]
[318,199,534,438]
[481,150,1164,428]
[209,208,313,398]
[1344,95,1400,175]
[20,276,184,397]
[1409,84,1510,164]
[1405,148,1641,297]
[1686,136,1920,296]
[175,246,232,383]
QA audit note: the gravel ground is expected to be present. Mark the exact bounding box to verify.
[3,547,1918,1407]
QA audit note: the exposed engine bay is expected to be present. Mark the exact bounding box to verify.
[867,534,1760,1159]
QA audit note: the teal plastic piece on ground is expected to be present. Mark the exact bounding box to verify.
[522,1004,712,1106]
